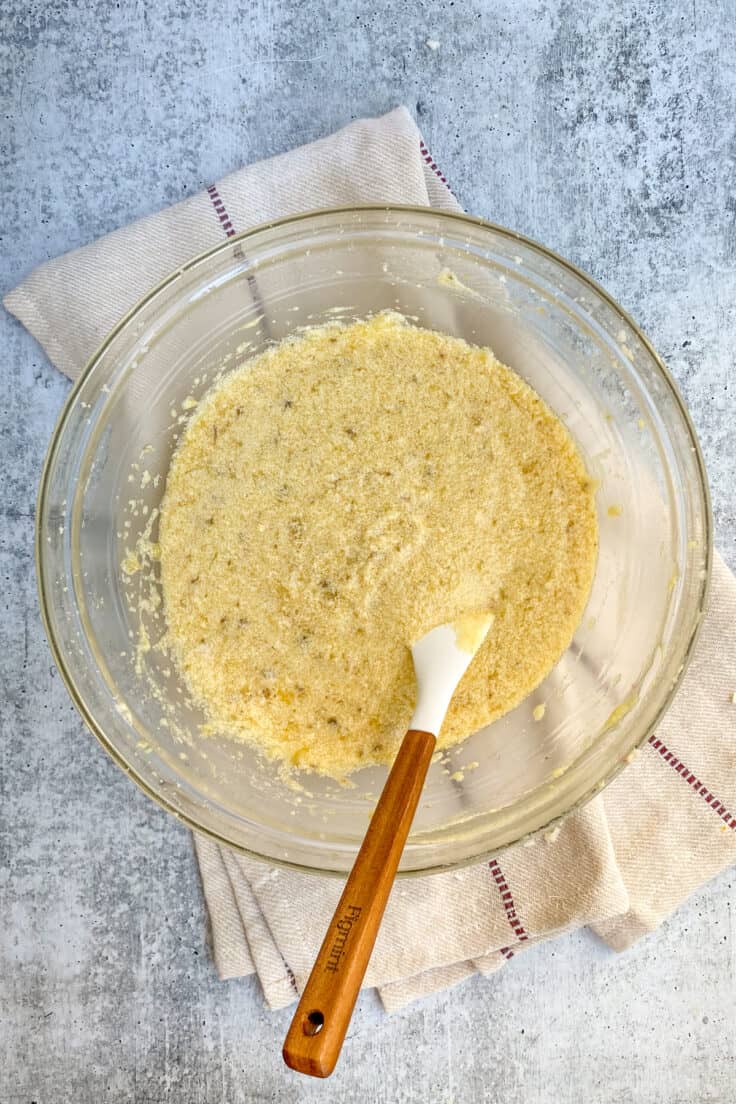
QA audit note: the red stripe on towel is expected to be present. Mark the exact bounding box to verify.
[648,735,736,830]
[489,859,529,943]
[419,139,454,194]
[207,184,236,238]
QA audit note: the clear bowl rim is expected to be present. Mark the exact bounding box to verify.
[36,203,713,877]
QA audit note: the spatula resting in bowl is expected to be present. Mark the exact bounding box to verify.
[282,612,493,1078]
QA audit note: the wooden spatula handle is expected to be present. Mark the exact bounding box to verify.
[282,728,436,1077]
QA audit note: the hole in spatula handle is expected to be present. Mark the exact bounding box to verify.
[302,1010,324,1036]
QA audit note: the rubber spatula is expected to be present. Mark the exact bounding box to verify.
[282,612,493,1077]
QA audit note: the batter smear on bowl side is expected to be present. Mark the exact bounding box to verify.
[158,312,598,778]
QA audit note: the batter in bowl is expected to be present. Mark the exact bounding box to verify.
[159,312,597,778]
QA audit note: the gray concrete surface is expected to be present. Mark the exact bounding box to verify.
[2,1,735,1101]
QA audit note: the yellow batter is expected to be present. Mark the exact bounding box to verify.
[159,313,597,777]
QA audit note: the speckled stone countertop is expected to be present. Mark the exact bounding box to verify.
[2,3,734,1102]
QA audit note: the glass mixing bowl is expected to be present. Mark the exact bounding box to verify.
[37,206,711,874]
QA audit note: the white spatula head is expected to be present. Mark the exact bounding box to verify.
[409,612,494,736]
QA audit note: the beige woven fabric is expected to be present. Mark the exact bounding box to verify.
[7,107,736,1012]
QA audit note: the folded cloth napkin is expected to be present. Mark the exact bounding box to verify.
[7,107,736,1012]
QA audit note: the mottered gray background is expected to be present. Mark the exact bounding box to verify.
[2,2,735,1102]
